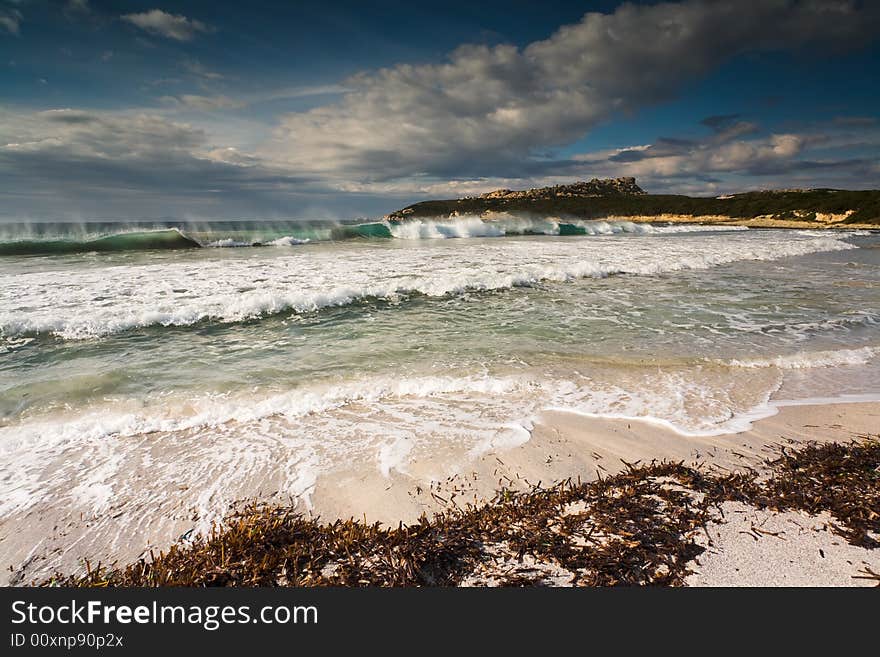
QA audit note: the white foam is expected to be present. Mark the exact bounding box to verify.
[387,217,752,239]
[267,236,310,246]
[0,373,530,517]
[0,375,525,458]
[550,390,880,439]
[648,224,750,234]
[0,229,858,340]
[727,346,879,369]
[467,421,533,458]
[206,238,253,248]
[204,236,310,248]
[390,217,507,239]
[0,336,34,353]
[377,437,413,477]
[2,359,878,563]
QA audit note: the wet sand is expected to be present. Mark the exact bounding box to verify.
[309,401,879,522]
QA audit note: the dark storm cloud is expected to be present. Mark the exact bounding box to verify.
[0,109,324,217]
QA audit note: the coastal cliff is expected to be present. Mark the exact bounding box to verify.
[387,179,880,228]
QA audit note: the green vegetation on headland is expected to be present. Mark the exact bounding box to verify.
[387,178,880,227]
[46,438,879,587]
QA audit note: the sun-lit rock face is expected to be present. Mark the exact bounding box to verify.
[479,177,646,199]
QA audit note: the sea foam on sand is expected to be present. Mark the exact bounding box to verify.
[5,399,877,586]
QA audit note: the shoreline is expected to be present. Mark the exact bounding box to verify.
[306,400,880,526]
[386,209,880,232]
[48,429,880,587]
[601,214,880,231]
[5,400,878,585]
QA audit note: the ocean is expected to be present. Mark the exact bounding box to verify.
[1,218,879,579]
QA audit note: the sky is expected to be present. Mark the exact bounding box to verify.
[1,0,879,221]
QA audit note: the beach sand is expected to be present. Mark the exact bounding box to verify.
[310,401,879,522]
[685,503,878,587]
[301,401,880,587]
[598,213,880,231]
[2,401,877,585]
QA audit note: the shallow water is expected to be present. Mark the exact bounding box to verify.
[1,222,878,534]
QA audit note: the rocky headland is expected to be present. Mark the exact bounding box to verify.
[386,178,880,229]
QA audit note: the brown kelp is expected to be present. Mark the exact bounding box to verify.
[45,438,879,587]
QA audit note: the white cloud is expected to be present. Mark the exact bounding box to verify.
[1,1,877,216]
[157,85,350,113]
[562,116,880,195]
[121,9,213,41]
[0,8,22,35]
[0,107,376,219]
[204,146,260,167]
[611,134,810,178]
[263,0,878,182]
[332,118,879,197]
[0,104,875,218]
[10,109,207,159]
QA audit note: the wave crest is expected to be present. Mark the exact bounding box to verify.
[0,228,201,256]
[0,230,860,340]
[726,346,879,369]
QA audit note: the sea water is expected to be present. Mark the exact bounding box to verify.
[1,219,878,578]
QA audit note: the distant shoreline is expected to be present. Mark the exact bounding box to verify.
[392,211,880,232]
[388,211,880,232]
[569,213,880,231]
[386,178,880,229]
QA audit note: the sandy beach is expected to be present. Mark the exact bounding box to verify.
[311,400,879,587]
[307,400,879,522]
[4,399,877,586]
[595,214,880,231]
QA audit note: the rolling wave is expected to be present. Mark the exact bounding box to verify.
[0,230,859,340]
[0,228,202,256]
[386,217,751,239]
[0,218,753,256]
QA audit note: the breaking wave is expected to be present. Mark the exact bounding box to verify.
[725,346,879,369]
[0,228,201,256]
[0,229,859,340]
[0,218,754,256]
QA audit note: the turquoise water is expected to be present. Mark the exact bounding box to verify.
[3,223,878,433]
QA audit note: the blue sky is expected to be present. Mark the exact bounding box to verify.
[1,0,878,220]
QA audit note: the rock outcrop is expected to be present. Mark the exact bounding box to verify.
[479,177,645,200]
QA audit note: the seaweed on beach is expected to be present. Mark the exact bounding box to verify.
[45,438,879,587]
[743,440,880,549]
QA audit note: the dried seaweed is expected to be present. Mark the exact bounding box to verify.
[741,440,880,548]
[44,438,879,587]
